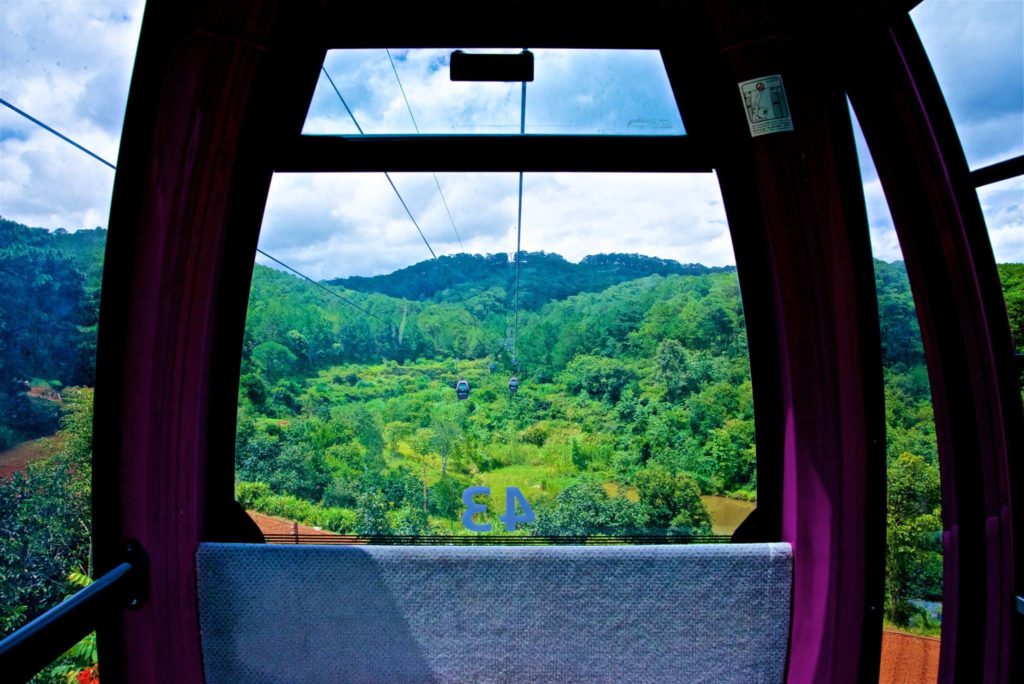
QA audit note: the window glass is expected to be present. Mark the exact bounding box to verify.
[236,171,757,542]
[978,177,1024,352]
[304,49,685,136]
[852,111,943,680]
[911,0,1024,168]
[978,176,1024,268]
[0,1,145,681]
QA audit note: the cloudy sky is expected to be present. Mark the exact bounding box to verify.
[1,0,1020,280]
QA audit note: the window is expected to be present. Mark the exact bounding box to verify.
[304,48,685,136]
[0,1,145,680]
[235,170,757,541]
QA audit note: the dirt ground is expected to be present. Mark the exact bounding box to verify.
[246,510,345,541]
[0,436,59,480]
[879,630,940,683]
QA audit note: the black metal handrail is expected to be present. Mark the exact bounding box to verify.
[0,542,146,683]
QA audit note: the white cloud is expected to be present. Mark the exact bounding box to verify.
[258,172,733,279]
[307,48,682,136]
[0,0,143,228]
[0,1,1020,278]
[912,0,1024,166]
[978,177,1024,262]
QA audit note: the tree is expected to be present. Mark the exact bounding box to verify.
[634,464,712,534]
[702,418,756,494]
[885,452,942,626]
[0,227,91,441]
[429,475,468,517]
[561,355,637,403]
[356,491,392,535]
[429,404,465,474]
[653,339,689,402]
[0,388,93,634]
[252,341,297,381]
[266,442,330,502]
[997,263,1024,352]
[532,479,645,536]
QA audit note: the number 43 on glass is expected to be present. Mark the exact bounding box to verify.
[461,486,535,532]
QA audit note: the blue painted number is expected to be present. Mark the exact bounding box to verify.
[461,486,492,532]
[499,486,536,532]
[461,486,535,532]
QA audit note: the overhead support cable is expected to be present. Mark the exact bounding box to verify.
[386,49,465,253]
[382,173,438,260]
[324,61,510,357]
[0,95,395,330]
[511,69,527,363]
[321,65,442,263]
[321,64,506,358]
[1,97,116,170]
[255,249,395,328]
[320,68,364,135]
[385,49,465,253]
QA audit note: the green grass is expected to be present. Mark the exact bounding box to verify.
[883,619,942,638]
[477,464,573,514]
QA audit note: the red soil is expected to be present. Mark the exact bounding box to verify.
[246,510,345,541]
[26,386,62,403]
[879,630,940,683]
[0,436,59,480]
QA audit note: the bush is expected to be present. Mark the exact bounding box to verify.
[0,389,93,634]
[531,478,646,536]
[634,464,712,534]
[236,481,272,508]
[236,481,358,534]
[519,422,550,446]
[560,355,637,403]
[428,475,469,517]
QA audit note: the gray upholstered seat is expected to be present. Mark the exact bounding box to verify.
[197,542,791,683]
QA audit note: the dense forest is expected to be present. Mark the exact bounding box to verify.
[2,216,1022,657]
[0,219,103,450]
[238,257,754,532]
[235,252,964,632]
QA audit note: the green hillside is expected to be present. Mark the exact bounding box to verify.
[0,219,104,448]
[329,251,730,307]
[1,219,1021,636]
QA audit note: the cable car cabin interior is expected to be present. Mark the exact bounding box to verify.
[0,0,1021,682]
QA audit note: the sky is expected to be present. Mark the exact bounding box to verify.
[0,0,1020,280]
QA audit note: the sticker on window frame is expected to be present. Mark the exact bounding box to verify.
[738,75,794,137]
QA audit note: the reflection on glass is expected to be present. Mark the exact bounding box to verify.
[303,49,685,136]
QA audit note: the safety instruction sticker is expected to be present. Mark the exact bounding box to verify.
[738,75,793,137]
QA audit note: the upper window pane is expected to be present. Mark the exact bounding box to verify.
[912,0,1024,168]
[304,49,686,136]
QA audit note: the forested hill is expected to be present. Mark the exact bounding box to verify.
[329,251,731,307]
[0,219,106,448]
[0,219,106,288]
